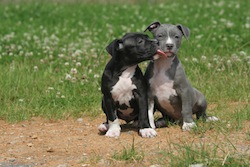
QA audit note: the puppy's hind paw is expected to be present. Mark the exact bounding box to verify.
[155,118,168,128]
[98,123,109,133]
[131,120,139,128]
[182,122,197,131]
[139,128,157,138]
[206,116,219,122]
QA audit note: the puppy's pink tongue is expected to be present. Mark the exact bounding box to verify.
[156,49,167,57]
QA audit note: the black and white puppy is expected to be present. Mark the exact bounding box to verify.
[144,21,218,131]
[98,33,162,138]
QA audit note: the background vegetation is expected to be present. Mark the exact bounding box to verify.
[0,0,249,122]
[0,0,249,166]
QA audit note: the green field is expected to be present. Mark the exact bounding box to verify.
[0,0,249,166]
[0,0,249,122]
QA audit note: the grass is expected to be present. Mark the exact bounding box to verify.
[0,0,249,122]
[157,142,250,167]
[0,0,249,166]
[112,137,144,162]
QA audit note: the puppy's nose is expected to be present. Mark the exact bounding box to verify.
[166,44,174,50]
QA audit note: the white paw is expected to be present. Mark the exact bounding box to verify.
[139,128,157,138]
[206,116,219,122]
[98,123,109,133]
[182,122,197,131]
[105,119,121,138]
[105,128,121,138]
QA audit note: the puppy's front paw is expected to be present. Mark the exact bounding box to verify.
[206,116,219,122]
[105,128,121,138]
[182,122,197,131]
[105,119,121,138]
[98,123,109,133]
[139,128,157,138]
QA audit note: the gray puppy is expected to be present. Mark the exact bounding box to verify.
[144,21,218,130]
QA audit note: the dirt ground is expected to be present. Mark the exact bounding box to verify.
[0,113,249,167]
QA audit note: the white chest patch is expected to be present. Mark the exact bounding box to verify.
[149,58,177,108]
[111,66,137,106]
[150,71,177,101]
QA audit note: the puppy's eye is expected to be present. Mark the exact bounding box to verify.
[138,39,143,44]
[157,34,163,38]
[175,35,179,39]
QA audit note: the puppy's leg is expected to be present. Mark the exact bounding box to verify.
[181,89,197,131]
[98,98,109,133]
[193,89,218,122]
[194,90,208,121]
[101,96,121,138]
[148,99,156,129]
[155,114,175,128]
[138,96,157,138]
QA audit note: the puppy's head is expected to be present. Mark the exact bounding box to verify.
[145,21,190,58]
[106,33,160,65]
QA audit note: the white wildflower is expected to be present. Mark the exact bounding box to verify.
[56,92,61,98]
[192,58,198,63]
[201,55,207,62]
[219,10,224,15]
[239,51,246,56]
[17,45,22,50]
[226,21,234,28]
[94,74,100,78]
[75,50,82,56]
[195,35,203,39]
[34,66,38,72]
[18,99,24,102]
[65,74,72,80]
[71,68,77,74]
[76,62,81,67]
[207,63,212,69]
[58,54,64,58]
[245,23,250,29]
[71,77,77,83]
[48,87,54,90]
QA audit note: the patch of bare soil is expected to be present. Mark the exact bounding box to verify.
[0,113,249,167]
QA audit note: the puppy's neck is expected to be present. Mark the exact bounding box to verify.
[110,61,137,78]
[119,65,137,78]
[154,56,176,71]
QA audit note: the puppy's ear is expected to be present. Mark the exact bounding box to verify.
[177,24,190,40]
[144,21,161,32]
[106,39,123,56]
